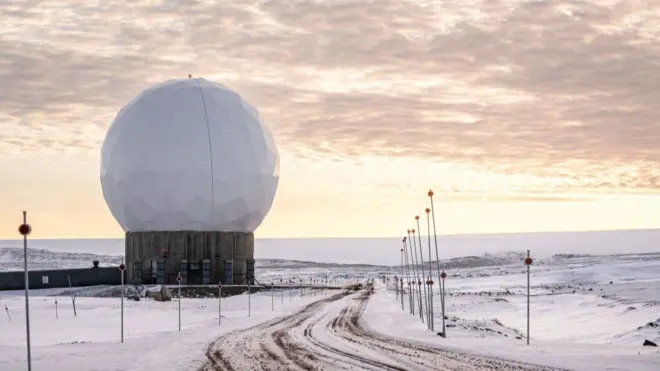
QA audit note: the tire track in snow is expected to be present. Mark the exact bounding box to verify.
[201,292,353,371]
[324,283,566,371]
[201,284,567,371]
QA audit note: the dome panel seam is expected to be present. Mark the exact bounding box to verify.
[194,79,215,227]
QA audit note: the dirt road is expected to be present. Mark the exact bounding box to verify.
[200,284,563,371]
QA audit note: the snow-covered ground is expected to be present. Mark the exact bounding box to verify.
[0,287,338,370]
[1,246,659,370]
[367,285,659,371]
[392,252,660,347]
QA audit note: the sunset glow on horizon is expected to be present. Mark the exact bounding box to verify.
[2,0,659,239]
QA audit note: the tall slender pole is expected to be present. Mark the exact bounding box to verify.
[248,280,251,317]
[415,218,429,325]
[219,283,222,325]
[178,272,181,332]
[427,278,434,331]
[20,211,32,371]
[425,209,435,331]
[271,281,274,311]
[409,231,420,318]
[410,229,423,321]
[404,236,415,316]
[400,248,404,278]
[121,266,125,343]
[400,276,404,310]
[395,276,399,300]
[68,275,77,317]
[280,278,284,304]
[441,271,446,336]
[402,238,413,315]
[526,250,532,345]
[428,190,445,336]
[400,247,404,307]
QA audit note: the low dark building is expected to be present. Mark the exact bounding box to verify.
[0,266,120,291]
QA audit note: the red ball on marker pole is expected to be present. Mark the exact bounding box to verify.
[19,211,33,370]
[19,224,31,236]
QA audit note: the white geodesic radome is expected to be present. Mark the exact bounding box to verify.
[100,78,279,233]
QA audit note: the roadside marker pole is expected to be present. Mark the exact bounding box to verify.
[410,229,424,321]
[525,251,533,345]
[280,278,283,304]
[119,262,126,343]
[417,279,423,323]
[414,222,429,324]
[395,276,399,301]
[218,283,222,326]
[402,238,413,315]
[429,190,447,336]
[67,275,77,317]
[248,280,251,317]
[425,209,435,330]
[427,279,434,331]
[177,273,182,331]
[271,281,274,311]
[404,236,415,316]
[400,248,405,311]
[54,300,58,319]
[440,271,447,337]
[19,211,32,371]
[400,277,404,310]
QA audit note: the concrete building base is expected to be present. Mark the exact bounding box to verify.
[125,231,254,285]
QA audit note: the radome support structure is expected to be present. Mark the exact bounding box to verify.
[125,231,254,285]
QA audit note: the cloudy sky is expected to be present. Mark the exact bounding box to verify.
[1,0,659,239]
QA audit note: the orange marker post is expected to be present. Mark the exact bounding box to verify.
[525,250,533,345]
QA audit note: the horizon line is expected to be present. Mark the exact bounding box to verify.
[1,227,659,241]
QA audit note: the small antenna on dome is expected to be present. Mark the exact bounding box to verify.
[188,74,192,79]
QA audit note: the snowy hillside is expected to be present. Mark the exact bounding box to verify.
[2,229,659,266]
[0,247,123,271]
[0,247,389,273]
[0,247,530,273]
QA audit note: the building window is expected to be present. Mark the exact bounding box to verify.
[223,260,233,285]
[157,260,165,284]
[180,260,188,284]
[151,260,158,278]
[133,261,142,283]
[202,259,211,284]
